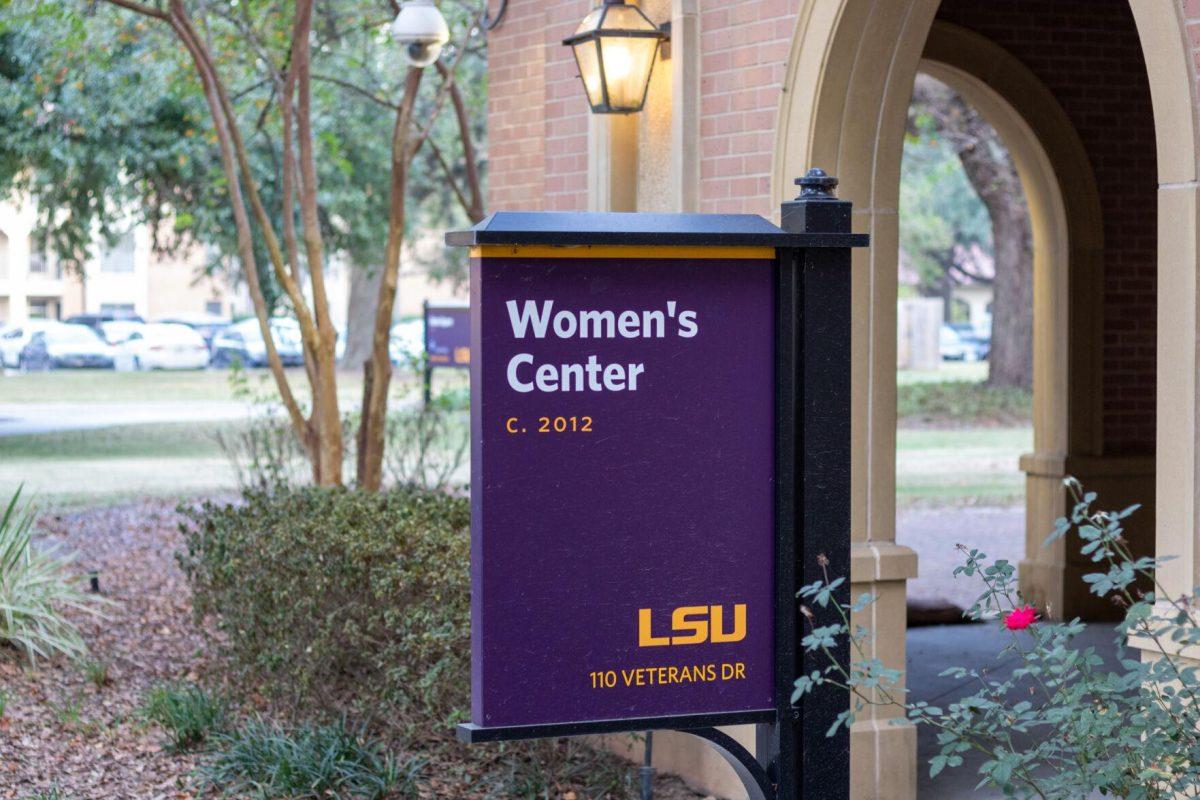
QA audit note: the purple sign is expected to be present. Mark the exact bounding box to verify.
[470,250,776,730]
[425,303,470,367]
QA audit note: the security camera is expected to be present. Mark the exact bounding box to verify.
[391,0,451,67]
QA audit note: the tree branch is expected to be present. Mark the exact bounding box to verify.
[103,0,167,20]
[311,73,401,111]
[436,59,484,222]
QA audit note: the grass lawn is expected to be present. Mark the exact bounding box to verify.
[0,422,238,507]
[898,361,989,385]
[0,365,463,405]
[0,363,1020,509]
[896,426,1031,508]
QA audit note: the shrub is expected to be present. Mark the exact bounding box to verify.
[0,487,107,663]
[178,486,470,732]
[383,396,469,491]
[143,683,228,751]
[198,718,417,800]
[798,479,1200,798]
[897,380,1030,427]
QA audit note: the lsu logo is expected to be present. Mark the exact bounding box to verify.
[638,604,747,647]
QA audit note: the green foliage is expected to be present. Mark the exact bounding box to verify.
[21,788,72,800]
[897,380,1031,426]
[0,687,7,719]
[48,692,83,728]
[0,2,222,280]
[197,718,417,800]
[143,683,228,752]
[81,658,111,690]
[797,480,1200,799]
[0,486,107,663]
[383,393,469,491]
[0,0,487,291]
[900,133,991,294]
[216,366,468,493]
[177,486,470,732]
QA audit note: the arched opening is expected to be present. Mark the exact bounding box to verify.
[775,0,1185,794]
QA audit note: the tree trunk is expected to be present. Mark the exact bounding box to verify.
[357,67,425,492]
[957,143,1033,390]
[343,264,383,369]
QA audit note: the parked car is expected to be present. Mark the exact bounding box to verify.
[156,313,232,351]
[113,323,210,371]
[946,322,991,360]
[65,311,146,334]
[0,319,66,369]
[210,318,304,368]
[939,324,987,362]
[98,320,146,346]
[18,324,115,371]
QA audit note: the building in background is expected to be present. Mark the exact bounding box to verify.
[0,197,244,327]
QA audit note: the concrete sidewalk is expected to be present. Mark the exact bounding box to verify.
[898,506,1025,613]
[0,401,250,436]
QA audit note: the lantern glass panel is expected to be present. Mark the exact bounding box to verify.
[597,35,660,111]
[571,40,606,110]
[599,5,658,32]
[573,7,604,35]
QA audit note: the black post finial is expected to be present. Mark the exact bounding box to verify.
[781,167,850,234]
[795,167,839,200]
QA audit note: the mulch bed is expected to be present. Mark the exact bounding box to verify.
[1,500,209,799]
[0,500,709,800]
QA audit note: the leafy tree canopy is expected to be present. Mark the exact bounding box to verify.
[0,0,485,301]
[901,101,993,294]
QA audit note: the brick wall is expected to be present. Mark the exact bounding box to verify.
[696,0,798,214]
[484,0,591,212]
[936,0,1158,454]
[484,0,546,211]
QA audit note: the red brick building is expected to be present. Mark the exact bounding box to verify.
[483,1,1200,797]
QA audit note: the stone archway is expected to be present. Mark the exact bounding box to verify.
[918,19,1116,623]
[773,2,1198,797]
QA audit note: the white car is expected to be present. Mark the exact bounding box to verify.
[211,318,305,368]
[99,320,146,346]
[0,319,66,369]
[114,323,211,371]
[389,319,425,365]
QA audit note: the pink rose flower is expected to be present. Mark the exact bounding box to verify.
[1004,605,1038,631]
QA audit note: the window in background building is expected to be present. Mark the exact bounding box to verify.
[27,245,60,278]
[205,300,223,316]
[0,230,8,281]
[28,300,49,319]
[100,231,136,273]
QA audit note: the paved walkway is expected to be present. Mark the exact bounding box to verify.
[898,506,1025,613]
[0,401,250,436]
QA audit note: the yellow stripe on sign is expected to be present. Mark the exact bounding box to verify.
[469,245,776,260]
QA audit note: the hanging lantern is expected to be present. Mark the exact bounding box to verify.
[563,0,668,114]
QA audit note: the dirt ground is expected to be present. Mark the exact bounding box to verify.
[0,500,711,800]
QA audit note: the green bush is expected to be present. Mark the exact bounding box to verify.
[897,380,1031,427]
[143,683,228,751]
[178,486,470,733]
[198,718,417,800]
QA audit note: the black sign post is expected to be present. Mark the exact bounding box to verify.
[448,169,861,800]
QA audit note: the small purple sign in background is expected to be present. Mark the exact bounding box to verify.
[470,254,775,729]
[425,303,471,367]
